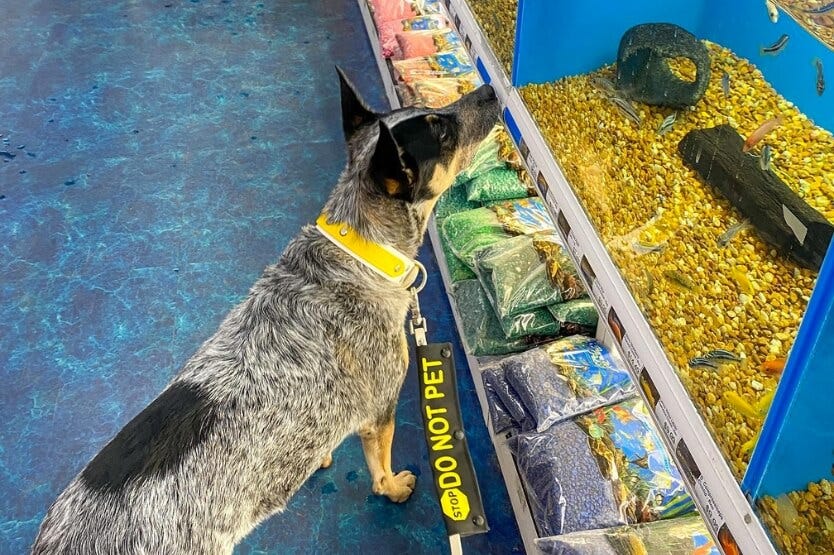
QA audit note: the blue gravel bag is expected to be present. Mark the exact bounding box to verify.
[512,422,623,536]
[481,362,534,432]
[513,399,696,537]
[535,514,719,555]
[503,336,635,432]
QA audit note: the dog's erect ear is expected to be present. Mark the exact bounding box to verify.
[336,66,377,141]
[370,120,417,200]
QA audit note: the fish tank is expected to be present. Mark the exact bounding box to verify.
[463,0,834,553]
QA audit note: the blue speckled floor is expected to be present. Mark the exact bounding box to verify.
[0,1,523,553]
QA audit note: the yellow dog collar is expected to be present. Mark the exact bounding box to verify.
[316,213,419,287]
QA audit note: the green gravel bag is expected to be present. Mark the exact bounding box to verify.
[434,179,479,220]
[464,167,534,203]
[547,298,599,328]
[499,307,560,340]
[454,126,505,184]
[439,233,476,283]
[440,197,554,271]
[452,280,543,356]
[473,231,585,318]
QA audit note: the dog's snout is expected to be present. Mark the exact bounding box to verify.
[475,84,497,104]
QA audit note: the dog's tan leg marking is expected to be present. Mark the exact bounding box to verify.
[360,419,416,503]
[320,453,333,469]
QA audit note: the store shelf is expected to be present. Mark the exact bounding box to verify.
[428,219,541,555]
[434,15,776,551]
[357,4,542,551]
[441,0,512,105]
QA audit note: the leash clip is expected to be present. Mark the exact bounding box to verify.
[408,261,428,347]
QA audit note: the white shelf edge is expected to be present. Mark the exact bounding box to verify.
[501,87,776,555]
[443,0,513,105]
[428,219,540,555]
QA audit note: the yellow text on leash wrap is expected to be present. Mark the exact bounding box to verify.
[421,356,470,522]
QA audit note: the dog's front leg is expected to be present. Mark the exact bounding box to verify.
[360,416,416,503]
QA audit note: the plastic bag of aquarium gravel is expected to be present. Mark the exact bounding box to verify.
[502,336,635,432]
[392,49,474,83]
[441,197,554,271]
[473,231,584,318]
[511,422,622,536]
[464,167,535,203]
[498,307,561,341]
[378,14,448,58]
[480,361,526,434]
[409,74,481,108]
[513,399,695,537]
[434,179,479,220]
[547,299,599,328]
[454,126,505,184]
[396,27,461,58]
[535,514,718,555]
[439,235,476,283]
[451,280,536,356]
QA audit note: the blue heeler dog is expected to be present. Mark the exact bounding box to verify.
[32,69,500,554]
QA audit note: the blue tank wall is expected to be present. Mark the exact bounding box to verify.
[513,0,834,131]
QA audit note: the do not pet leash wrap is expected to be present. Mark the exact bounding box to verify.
[408,266,489,553]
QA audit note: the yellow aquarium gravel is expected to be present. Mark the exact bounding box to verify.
[518,41,834,485]
[466,0,517,76]
[760,479,834,554]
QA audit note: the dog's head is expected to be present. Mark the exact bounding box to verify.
[330,67,500,243]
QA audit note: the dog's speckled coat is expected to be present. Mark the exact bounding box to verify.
[31,72,500,553]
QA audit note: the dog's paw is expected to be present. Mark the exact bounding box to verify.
[320,453,333,469]
[376,470,416,503]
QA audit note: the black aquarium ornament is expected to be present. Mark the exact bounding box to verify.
[616,22,711,108]
[679,124,834,271]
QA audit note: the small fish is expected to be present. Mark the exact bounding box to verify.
[740,434,758,455]
[689,356,720,370]
[609,95,641,126]
[815,58,825,96]
[632,240,666,255]
[591,76,617,96]
[743,115,783,152]
[717,219,752,247]
[657,112,677,135]
[663,269,694,291]
[731,269,754,294]
[723,391,762,420]
[766,0,779,22]
[762,358,786,375]
[805,1,834,14]
[759,144,773,171]
[644,269,655,296]
[760,34,789,56]
[721,71,731,97]
[705,349,741,362]
[754,389,776,415]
